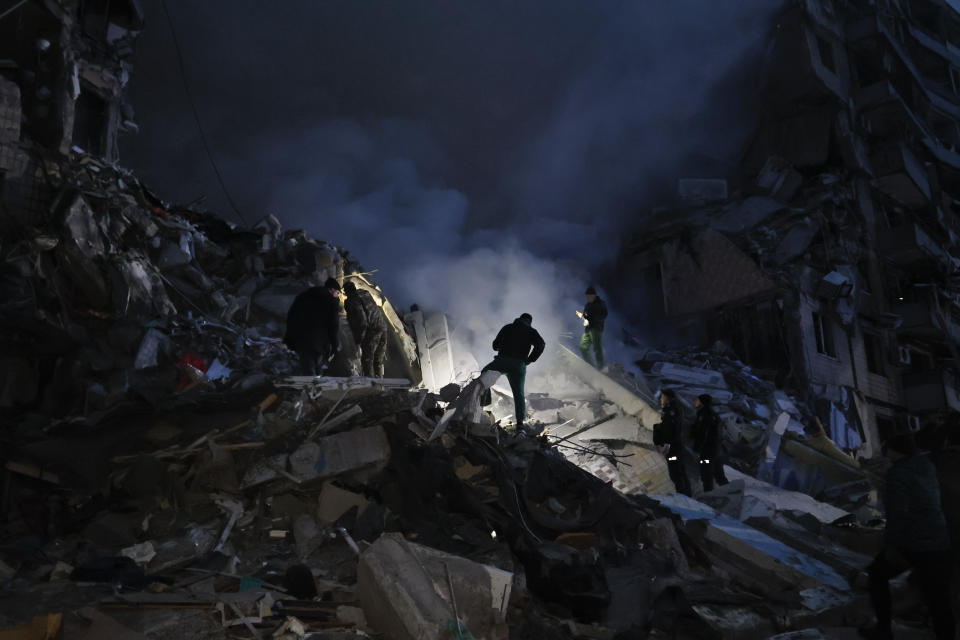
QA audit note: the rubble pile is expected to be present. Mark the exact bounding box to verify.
[0,155,410,434]
[0,166,934,637]
[0,363,891,639]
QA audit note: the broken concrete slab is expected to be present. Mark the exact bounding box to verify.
[548,415,649,444]
[405,309,455,392]
[561,443,674,496]
[288,426,391,484]
[555,345,661,429]
[701,466,849,524]
[649,362,727,389]
[431,369,501,439]
[653,493,851,596]
[357,532,511,640]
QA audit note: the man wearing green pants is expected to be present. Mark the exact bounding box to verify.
[576,286,608,369]
[481,313,545,429]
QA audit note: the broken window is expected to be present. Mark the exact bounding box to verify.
[812,311,836,357]
[863,331,885,375]
[816,34,836,74]
[72,87,108,156]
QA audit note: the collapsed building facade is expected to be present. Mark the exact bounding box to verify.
[621,0,960,460]
[0,1,958,639]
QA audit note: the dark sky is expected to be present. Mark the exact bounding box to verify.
[122,0,780,353]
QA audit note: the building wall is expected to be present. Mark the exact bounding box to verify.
[797,296,857,389]
[659,228,777,317]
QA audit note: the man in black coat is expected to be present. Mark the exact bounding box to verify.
[481,313,545,429]
[576,286,608,370]
[343,281,388,378]
[653,389,691,496]
[861,433,955,640]
[283,277,341,376]
[693,394,729,492]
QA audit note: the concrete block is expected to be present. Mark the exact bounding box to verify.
[289,426,390,484]
[405,310,456,392]
[555,346,661,429]
[650,362,727,389]
[561,443,674,496]
[357,533,511,640]
[653,493,850,596]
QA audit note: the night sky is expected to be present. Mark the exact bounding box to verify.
[122,0,780,354]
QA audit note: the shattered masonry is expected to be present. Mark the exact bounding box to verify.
[622,0,960,461]
[0,1,958,639]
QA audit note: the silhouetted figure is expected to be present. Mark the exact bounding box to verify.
[576,286,607,370]
[861,433,955,640]
[693,394,729,492]
[481,313,545,429]
[284,277,341,376]
[343,281,388,378]
[654,389,691,496]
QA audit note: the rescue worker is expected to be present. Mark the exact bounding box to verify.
[343,281,388,378]
[283,277,341,376]
[692,394,729,492]
[653,389,691,496]
[481,313,545,430]
[576,286,607,370]
[861,433,955,640]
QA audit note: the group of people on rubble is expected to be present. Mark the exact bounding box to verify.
[283,276,387,379]
[653,389,729,496]
[282,276,957,639]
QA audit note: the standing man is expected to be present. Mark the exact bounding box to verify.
[481,313,545,430]
[343,281,388,378]
[692,394,729,492]
[576,286,607,370]
[861,433,954,640]
[284,277,342,376]
[653,389,691,496]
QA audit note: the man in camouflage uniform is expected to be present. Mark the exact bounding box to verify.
[343,281,388,378]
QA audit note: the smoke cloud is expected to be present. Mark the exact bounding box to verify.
[124,0,781,366]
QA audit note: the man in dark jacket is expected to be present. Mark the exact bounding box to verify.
[653,389,691,496]
[283,277,341,376]
[861,433,955,640]
[481,313,545,428]
[576,286,607,370]
[343,281,388,378]
[693,394,729,492]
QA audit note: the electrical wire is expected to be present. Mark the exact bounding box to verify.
[0,0,27,22]
[159,0,249,227]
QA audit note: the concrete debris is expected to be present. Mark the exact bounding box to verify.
[1,1,953,638]
[357,533,512,640]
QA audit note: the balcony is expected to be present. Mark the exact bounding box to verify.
[855,81,930,140]
[909,25,960,68]
[903,368,960,413]
[893,290,960,343]
[870,142,932,209]
[877,221,951,268]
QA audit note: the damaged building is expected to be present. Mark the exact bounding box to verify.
[621,0,960,459]
[0,0,142,227]
[0,0,957,639]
